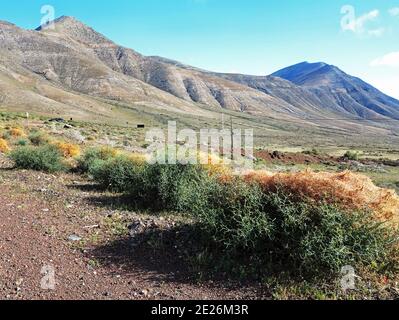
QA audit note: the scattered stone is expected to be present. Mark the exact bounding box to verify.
[15,278,24,286]
[128,221,147,236]
[83,224,99,229]
[140,289,149,296]
[68,235,82,242]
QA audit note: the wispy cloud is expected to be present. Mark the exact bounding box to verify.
[341,8,384,37]
[389,7,399,17]
[367,27,385,37]
[371,52,399,67]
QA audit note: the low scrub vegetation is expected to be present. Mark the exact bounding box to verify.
[344,150,360,161]
[86,153,399,278]
[28,130,50,146]
[244,170,399,228]
[76,146,120,173]
[17,139,28,146]
[5,142,399,280]
[9,144,66,173]
[89,155,155,196]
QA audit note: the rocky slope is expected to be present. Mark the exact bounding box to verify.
[34,16,300,117]
[0,18,209,120]
[1,16,398,128]
[272,62,399,120]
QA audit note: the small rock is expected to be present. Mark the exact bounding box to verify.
[68,235,82,242]
[140,289,149,296]
[128,221,146,236]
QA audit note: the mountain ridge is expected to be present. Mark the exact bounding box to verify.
[0,16,398,133]
[272,61,399,119]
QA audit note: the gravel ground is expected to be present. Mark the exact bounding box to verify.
[0,154,266,300]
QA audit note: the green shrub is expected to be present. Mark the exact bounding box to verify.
[88,159,398,277]
[157,164,211,211]
[17,139,28,146]
[28,130,49,146]
[303,148,321,156]
[89,159,212,209]
[344,150,360,161]
[89,156,159,200]
[266,193,397,274]
[1,131,11,140]
[9,145,66,173]
[192,178,273,250]
[76,147,117,173]
[188,184,398,277]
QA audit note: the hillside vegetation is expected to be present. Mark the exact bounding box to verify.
[1,118,398,299]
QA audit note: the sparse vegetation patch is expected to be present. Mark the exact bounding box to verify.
[9,144,66,173]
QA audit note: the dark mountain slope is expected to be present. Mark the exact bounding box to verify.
[272,62,399,119]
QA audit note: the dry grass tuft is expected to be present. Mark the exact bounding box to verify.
[0,138,10,153]
[9,127,25,138]
[244,170,399,228]
[127,153,149,165]
[53,141,81,158]
[98,146,119,159]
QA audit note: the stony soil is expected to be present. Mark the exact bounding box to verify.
[0,154,266,300]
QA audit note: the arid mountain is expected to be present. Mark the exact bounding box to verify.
[0,16,398,132]
[0,18,211,122]
[272,62,399,120]
[34,16,302,117]
[151,56,399,121]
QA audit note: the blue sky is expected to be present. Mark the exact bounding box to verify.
[1,0,399,98]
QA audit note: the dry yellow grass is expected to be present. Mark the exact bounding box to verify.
[0,138,10,153]
[53,141,81,158]
[99,146,119,159]
[127,153,149,165]
[9,127,25,138]
[244,170,399,228]
[196,151,232,177]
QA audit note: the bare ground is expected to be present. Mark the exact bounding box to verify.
[0,154,268,300]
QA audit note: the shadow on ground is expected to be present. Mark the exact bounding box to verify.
[68,179,267,296]
[90,224,198,281]
[68,182,165,212]
[88,223,265,297]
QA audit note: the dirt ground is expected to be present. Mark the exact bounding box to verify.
[0,154,267,300]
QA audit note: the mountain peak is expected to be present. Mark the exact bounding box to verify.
[294,61,326,68]
[272,61,342,85]
[36,15,114,46]
[36,15,80,31]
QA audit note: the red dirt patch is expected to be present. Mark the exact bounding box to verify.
[254,150,337,165]
[0,155,266,300]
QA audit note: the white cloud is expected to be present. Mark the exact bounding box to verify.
[370,52,399,67]
[341,8,384,37]
[389,7,399,16]
[367,27,385,37]
[347,9,380,34]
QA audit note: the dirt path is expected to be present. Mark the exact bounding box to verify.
[0,156,265,300]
